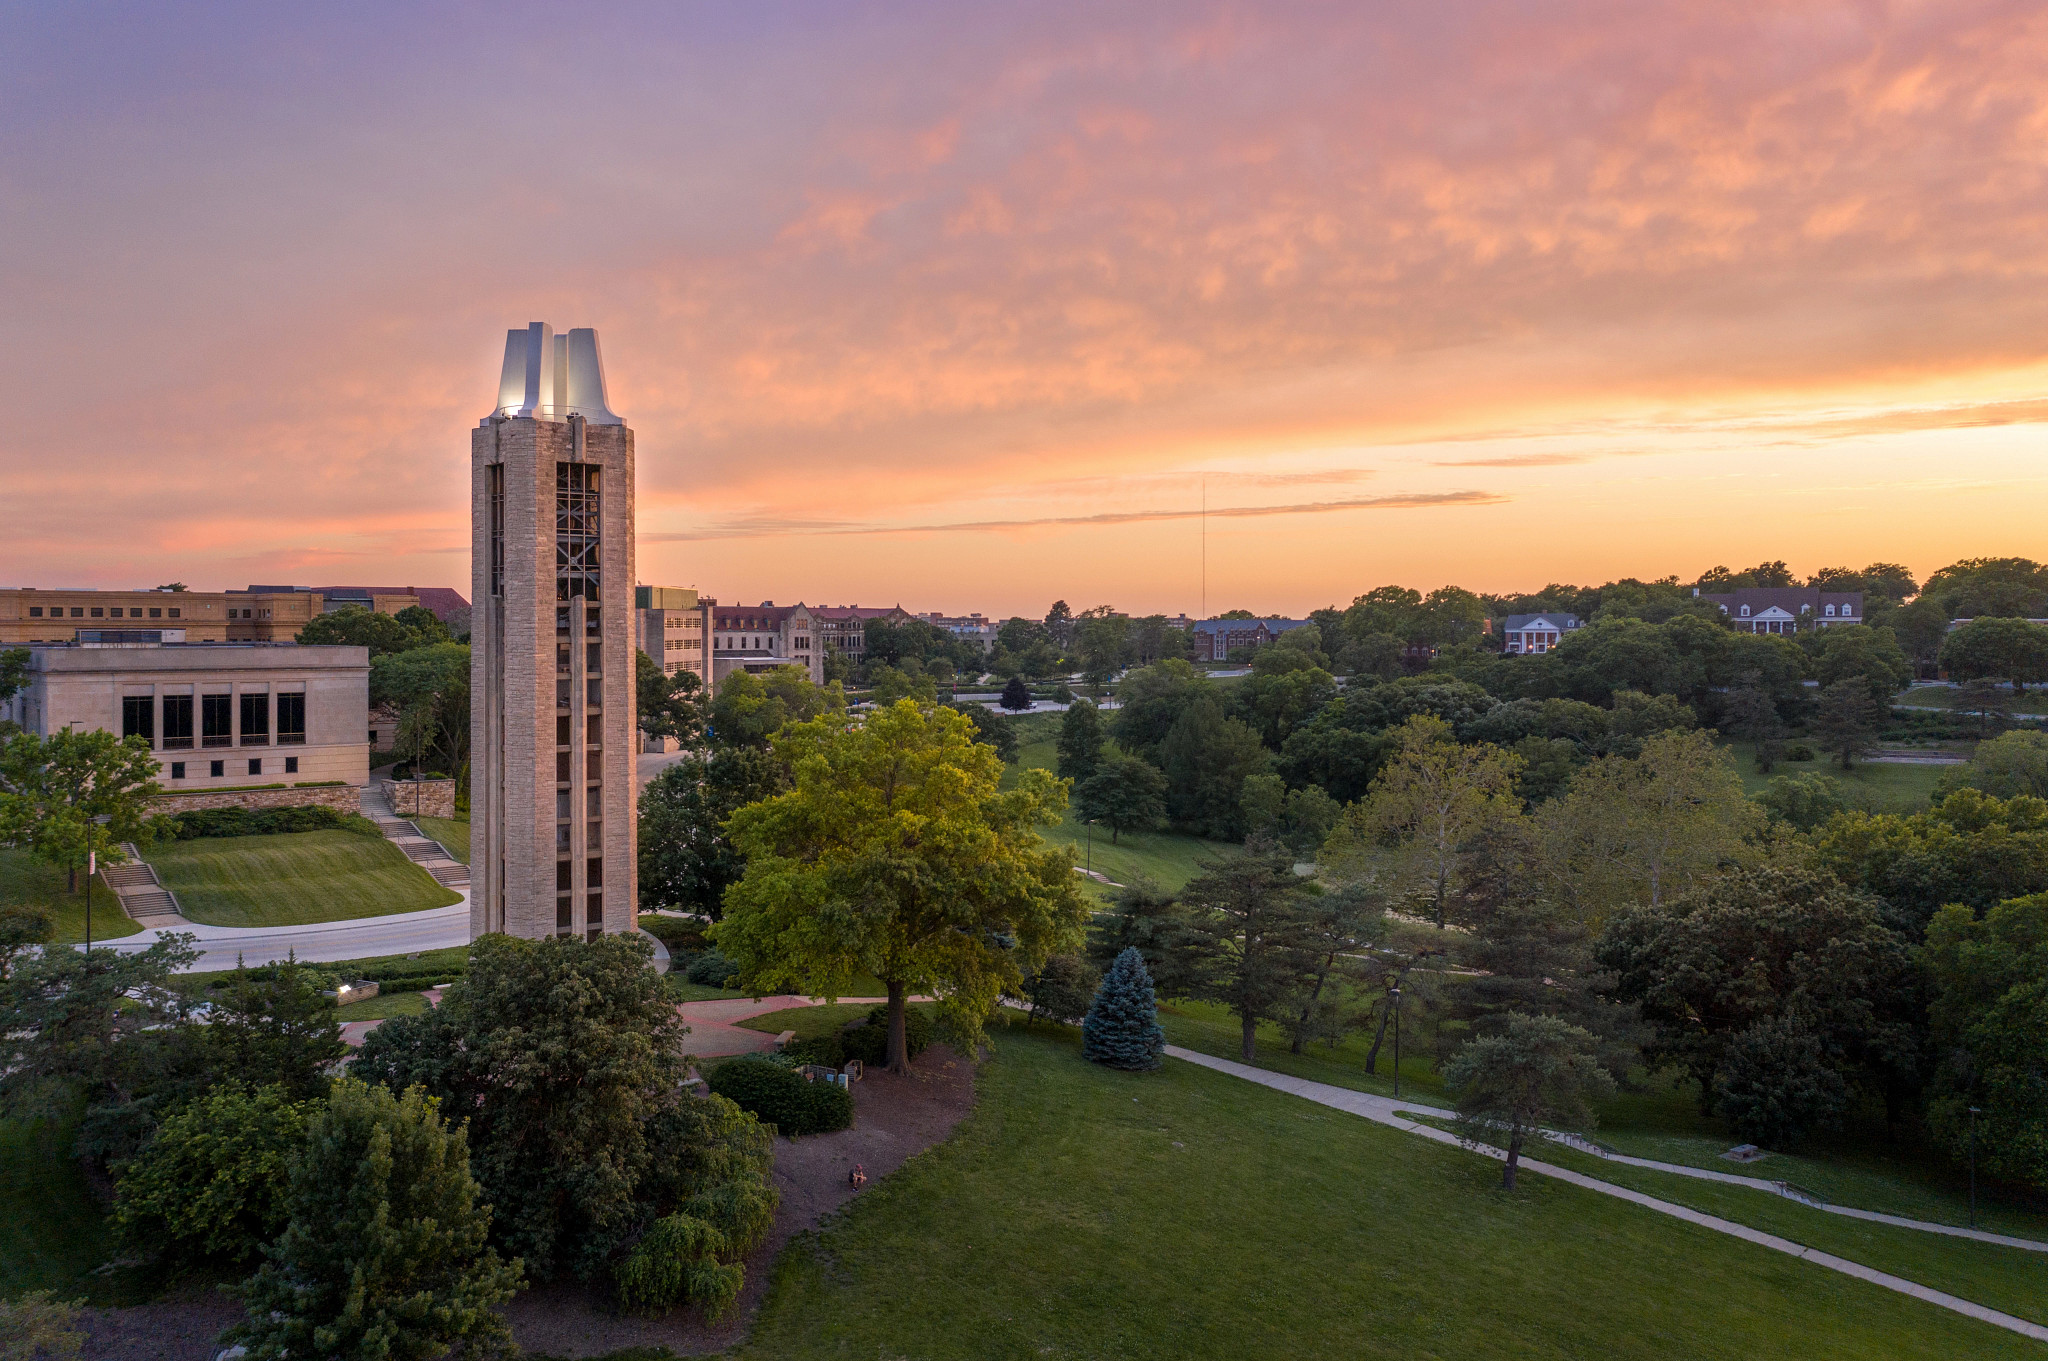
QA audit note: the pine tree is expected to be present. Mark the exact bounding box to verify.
[229,1078,522,1361]
[1000,675,1035,710]
[1082,947,1164,1071]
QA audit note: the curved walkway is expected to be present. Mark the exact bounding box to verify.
[100,897,471,972]
[1167,1047,2048,1344]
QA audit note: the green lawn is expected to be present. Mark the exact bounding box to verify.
[333,990,431,1022]
[414,815,470,864]
[150,830,462,928]
[1157,993,2048,1242]
[1721,740,1950,813]
[739,1031,2037,1360]
[0,846,142,944]
[1008,734,1234,892]
[1896,685,2048,716]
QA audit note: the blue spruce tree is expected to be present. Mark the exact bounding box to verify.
[1083,946,1164,1071]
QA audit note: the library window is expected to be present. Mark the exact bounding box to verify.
[122,696,154,745]
[168,608,180,618]
[169,762,185,779]
[248,759,262,776]
[148,607,161,618]
[276,693,305,744]
[70,607,83,617]
[162,695,194,749]
[201,694,233,747]
[89,607,103,618]
[240,694,269,744]
[209,760,224,777]
[284,756,298,774]
[26,607,40,618]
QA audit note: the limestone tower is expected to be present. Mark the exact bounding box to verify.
[470,323,637,939]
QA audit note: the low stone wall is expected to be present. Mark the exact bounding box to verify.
[382,778,456,820]
[148,783,365,816]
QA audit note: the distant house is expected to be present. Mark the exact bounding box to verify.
[1693,587,1864,635]
[1502,613,1580,654]
[1189,618,1312,662]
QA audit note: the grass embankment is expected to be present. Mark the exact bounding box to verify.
[413,816,470,863]
[1719,740,1950,813]
[333,991,431,1022]
[152,829,462,928]
[1007,731,1232,894]
[740,1031,2036,1360]
[0,847,143,944]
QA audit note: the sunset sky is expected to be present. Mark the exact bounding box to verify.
[4,1,2045,617]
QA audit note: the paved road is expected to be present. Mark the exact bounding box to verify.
[1167,1047,2048,1344]
[102,898,471,972]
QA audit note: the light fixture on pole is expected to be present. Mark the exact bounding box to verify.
[85,813,112,955]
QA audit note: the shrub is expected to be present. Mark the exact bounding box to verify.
[840,1004,932,1067]
[780,1033,845,1068]
[1083,947,1165,1071]
[685,949,738,987]
[113,1083,314,1264]
[170,805,378,839]
[1785,744,1816,762]
[705,1057,853,1136]
[1024,953,1100,1026]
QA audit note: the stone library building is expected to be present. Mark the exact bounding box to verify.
[470,324,638,941]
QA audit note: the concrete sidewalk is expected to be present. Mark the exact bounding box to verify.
[1166,1047,2048,1345]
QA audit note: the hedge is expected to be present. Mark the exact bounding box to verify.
[705,1056,853,1136]
[168,805,381,840]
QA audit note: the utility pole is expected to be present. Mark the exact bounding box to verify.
[1969,1106,1982,1229]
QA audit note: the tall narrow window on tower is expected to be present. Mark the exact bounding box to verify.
[488,463,505,598]
[556,463,600,600]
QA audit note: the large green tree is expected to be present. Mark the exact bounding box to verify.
[295,604,427,658]
[1809,625,1913,700]
[715,701,1088,1071]
[1157,695,1270,840]
[353,933,755,1281]
[369,642,470,773]
[113,1082,313,1264]
[1809,677,1885,769]
[1109,660,1210,761]
[638,747,788,916]
[1940,617,2048,693]
[1073,749,1168,843]
[1922,893,2048,1191]
[706,667,842,748]
[1599,867,1919,1137]
[1813,789,2048,934]
[0,728,169,894]
[1057,698,1106,784]
[230,1079,522,1361]
[1326,716,1522,928]
[637,648,704,747]
[1180,849,1318,1060]
[1446,1013,1614,1190]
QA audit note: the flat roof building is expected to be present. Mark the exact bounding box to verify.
[1,640,371,794]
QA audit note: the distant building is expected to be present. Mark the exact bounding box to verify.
[811,604,914,663]
[1694,587,1864,635]
[1502,612,1581,654]
[242,584,471,632]
[636,585,713,686]
[1188,618,1312,662]
[915,611,1000,655]
[712,602,824,684]
[1,588,230,645]
[3,639,370,795]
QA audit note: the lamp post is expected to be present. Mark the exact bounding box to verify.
[84,813,111,955]
[1969,1106,1983,1229]
[1084,818,1095,878]
[1390,985,1403,1099]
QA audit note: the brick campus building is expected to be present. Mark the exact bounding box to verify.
[471,324,638,942]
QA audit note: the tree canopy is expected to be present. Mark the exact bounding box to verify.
[715,701,1088,1069]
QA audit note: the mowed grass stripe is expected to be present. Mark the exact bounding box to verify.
[741,1031,2042,1361]
[151,829,461,928]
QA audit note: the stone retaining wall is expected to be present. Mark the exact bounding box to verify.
[381,778,457,819]
[148,783,365,816]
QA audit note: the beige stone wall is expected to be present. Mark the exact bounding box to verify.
[149,783,364,816]
[382,778,456,819]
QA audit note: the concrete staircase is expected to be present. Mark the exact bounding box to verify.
[101,844,187,927]
[361,789,470,891]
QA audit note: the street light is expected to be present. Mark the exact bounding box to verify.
[1390,985,1403,1099]
[1084,818,1096,878]
[84,813,111,955]
[1969,1106,1983,1229]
